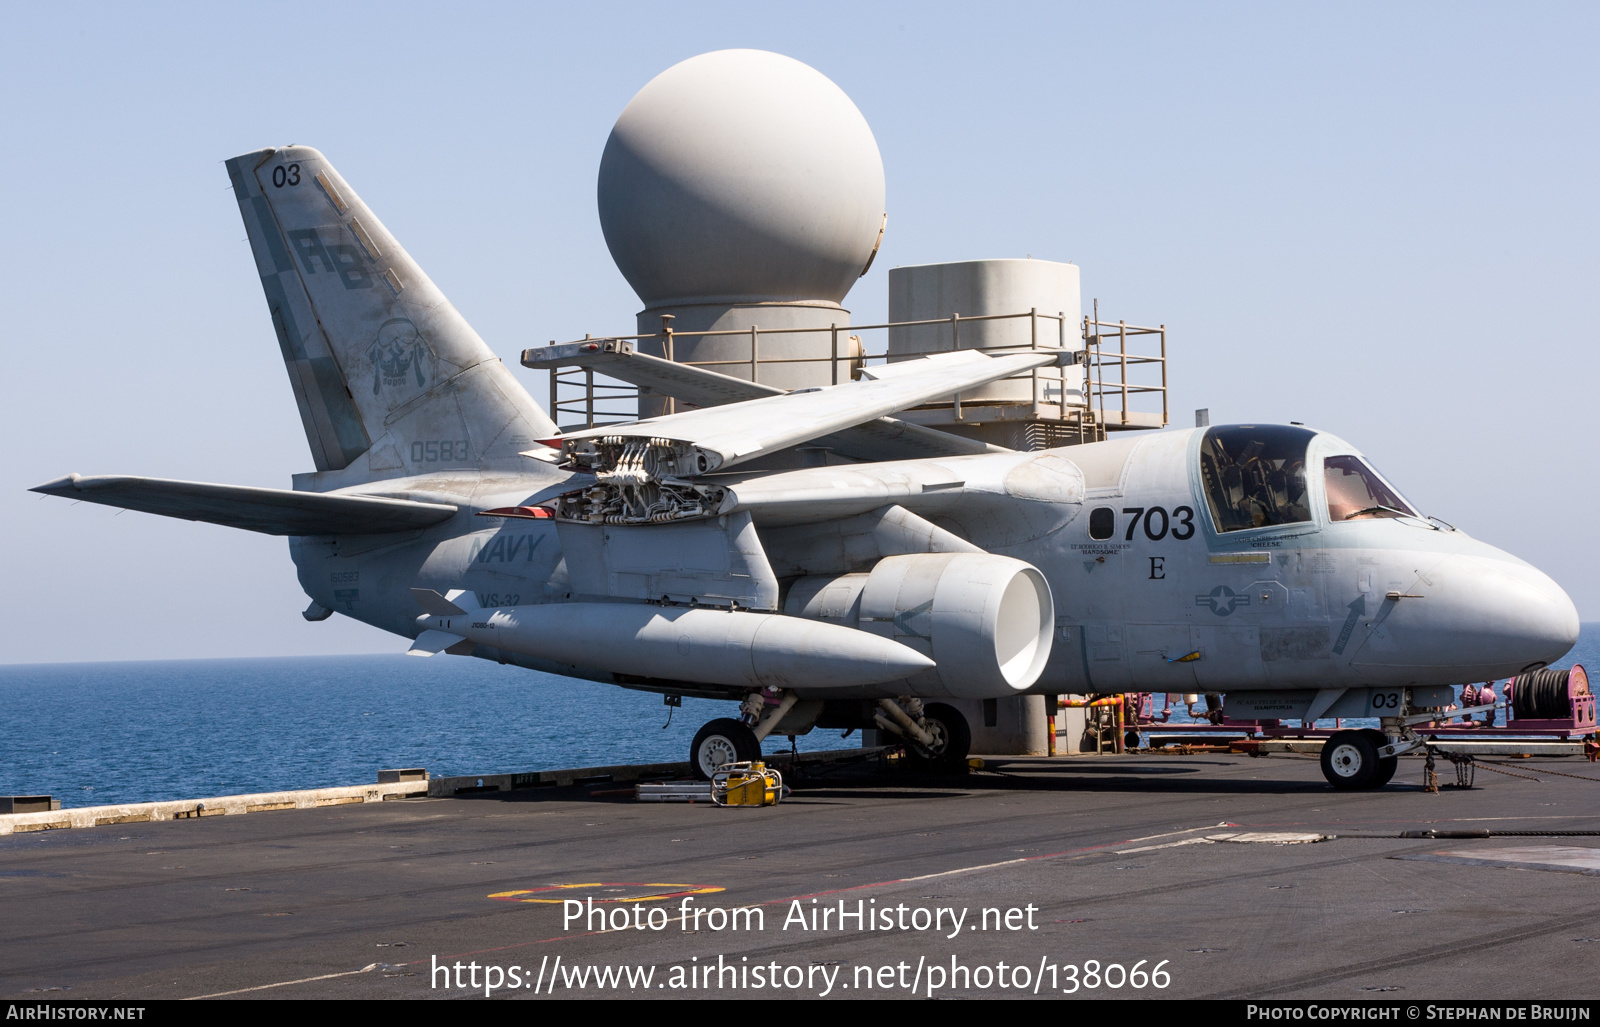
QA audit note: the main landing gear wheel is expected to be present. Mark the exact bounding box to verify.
[690,718,761,780]
[904,703,972,769]
[1320,729,1383,789]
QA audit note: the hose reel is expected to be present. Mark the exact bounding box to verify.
[1510,666,1589,720]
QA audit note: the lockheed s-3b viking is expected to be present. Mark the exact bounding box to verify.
[29,59,1579,790]
[33,143,1579,789]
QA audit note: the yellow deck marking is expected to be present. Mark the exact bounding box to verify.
[489,882,724,904]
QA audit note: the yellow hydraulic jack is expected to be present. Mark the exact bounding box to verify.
[711,762,785,807]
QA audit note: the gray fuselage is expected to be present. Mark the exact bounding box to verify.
[291,426,1578,700]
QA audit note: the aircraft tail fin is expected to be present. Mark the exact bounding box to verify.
[225,147,557,482]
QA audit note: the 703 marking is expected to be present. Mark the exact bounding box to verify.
[1121,506,1195,541]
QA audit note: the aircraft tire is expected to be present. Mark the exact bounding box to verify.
[690,718,761,780]
[905,703,972,768]
[1363,729,1399,787]
[1320,729,1381,789]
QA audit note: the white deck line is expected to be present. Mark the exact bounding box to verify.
[0,779,429,835]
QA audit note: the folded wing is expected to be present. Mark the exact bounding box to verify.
[545,349,1068,475]
[523,340,1004,462]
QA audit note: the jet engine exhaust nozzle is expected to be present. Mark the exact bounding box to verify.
[786,553,1055,698]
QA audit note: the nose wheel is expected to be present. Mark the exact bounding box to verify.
[1320,729,1398,789]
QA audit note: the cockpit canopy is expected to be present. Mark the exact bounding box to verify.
[1323,454,1417,522]
[1199,425,1314,532]
[1199,425,1417,533]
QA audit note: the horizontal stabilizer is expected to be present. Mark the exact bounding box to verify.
[30,474,458,536]
[547,348,1063,472]
[523,340,1001,462]
[407,629,470,657]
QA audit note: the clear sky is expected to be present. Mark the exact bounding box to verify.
[3,2,1595,663]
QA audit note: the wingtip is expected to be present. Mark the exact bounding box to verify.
[29,474,81,496]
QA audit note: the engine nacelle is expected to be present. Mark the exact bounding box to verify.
[784,553,1053,698]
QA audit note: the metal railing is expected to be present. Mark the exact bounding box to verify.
[540,304,1167,439]
[1085,299,1168,432]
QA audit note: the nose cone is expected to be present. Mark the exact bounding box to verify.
[1472,557,1581,664]
[1351,553,1578,677]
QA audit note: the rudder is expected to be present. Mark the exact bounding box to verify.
[226,146,557,480]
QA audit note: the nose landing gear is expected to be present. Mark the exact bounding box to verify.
[1316,689,1498,789]
[1320,729,1398,789]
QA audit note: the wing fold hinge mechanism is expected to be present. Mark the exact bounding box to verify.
[553,436,726,525]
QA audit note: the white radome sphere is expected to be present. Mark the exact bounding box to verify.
[598,49,886,309]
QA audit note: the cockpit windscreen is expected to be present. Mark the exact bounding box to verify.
[1324,455,1418,521]
[1199,425,1314,533]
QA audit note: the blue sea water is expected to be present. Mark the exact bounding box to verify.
[2,627,1594,809]
[0,656,851,808]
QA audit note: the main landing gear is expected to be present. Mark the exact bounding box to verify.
[888,700,972,769]
[690,719,761,780]
[687,694,974,779]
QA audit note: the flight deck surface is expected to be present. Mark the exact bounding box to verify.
[2,752,1597,1001]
